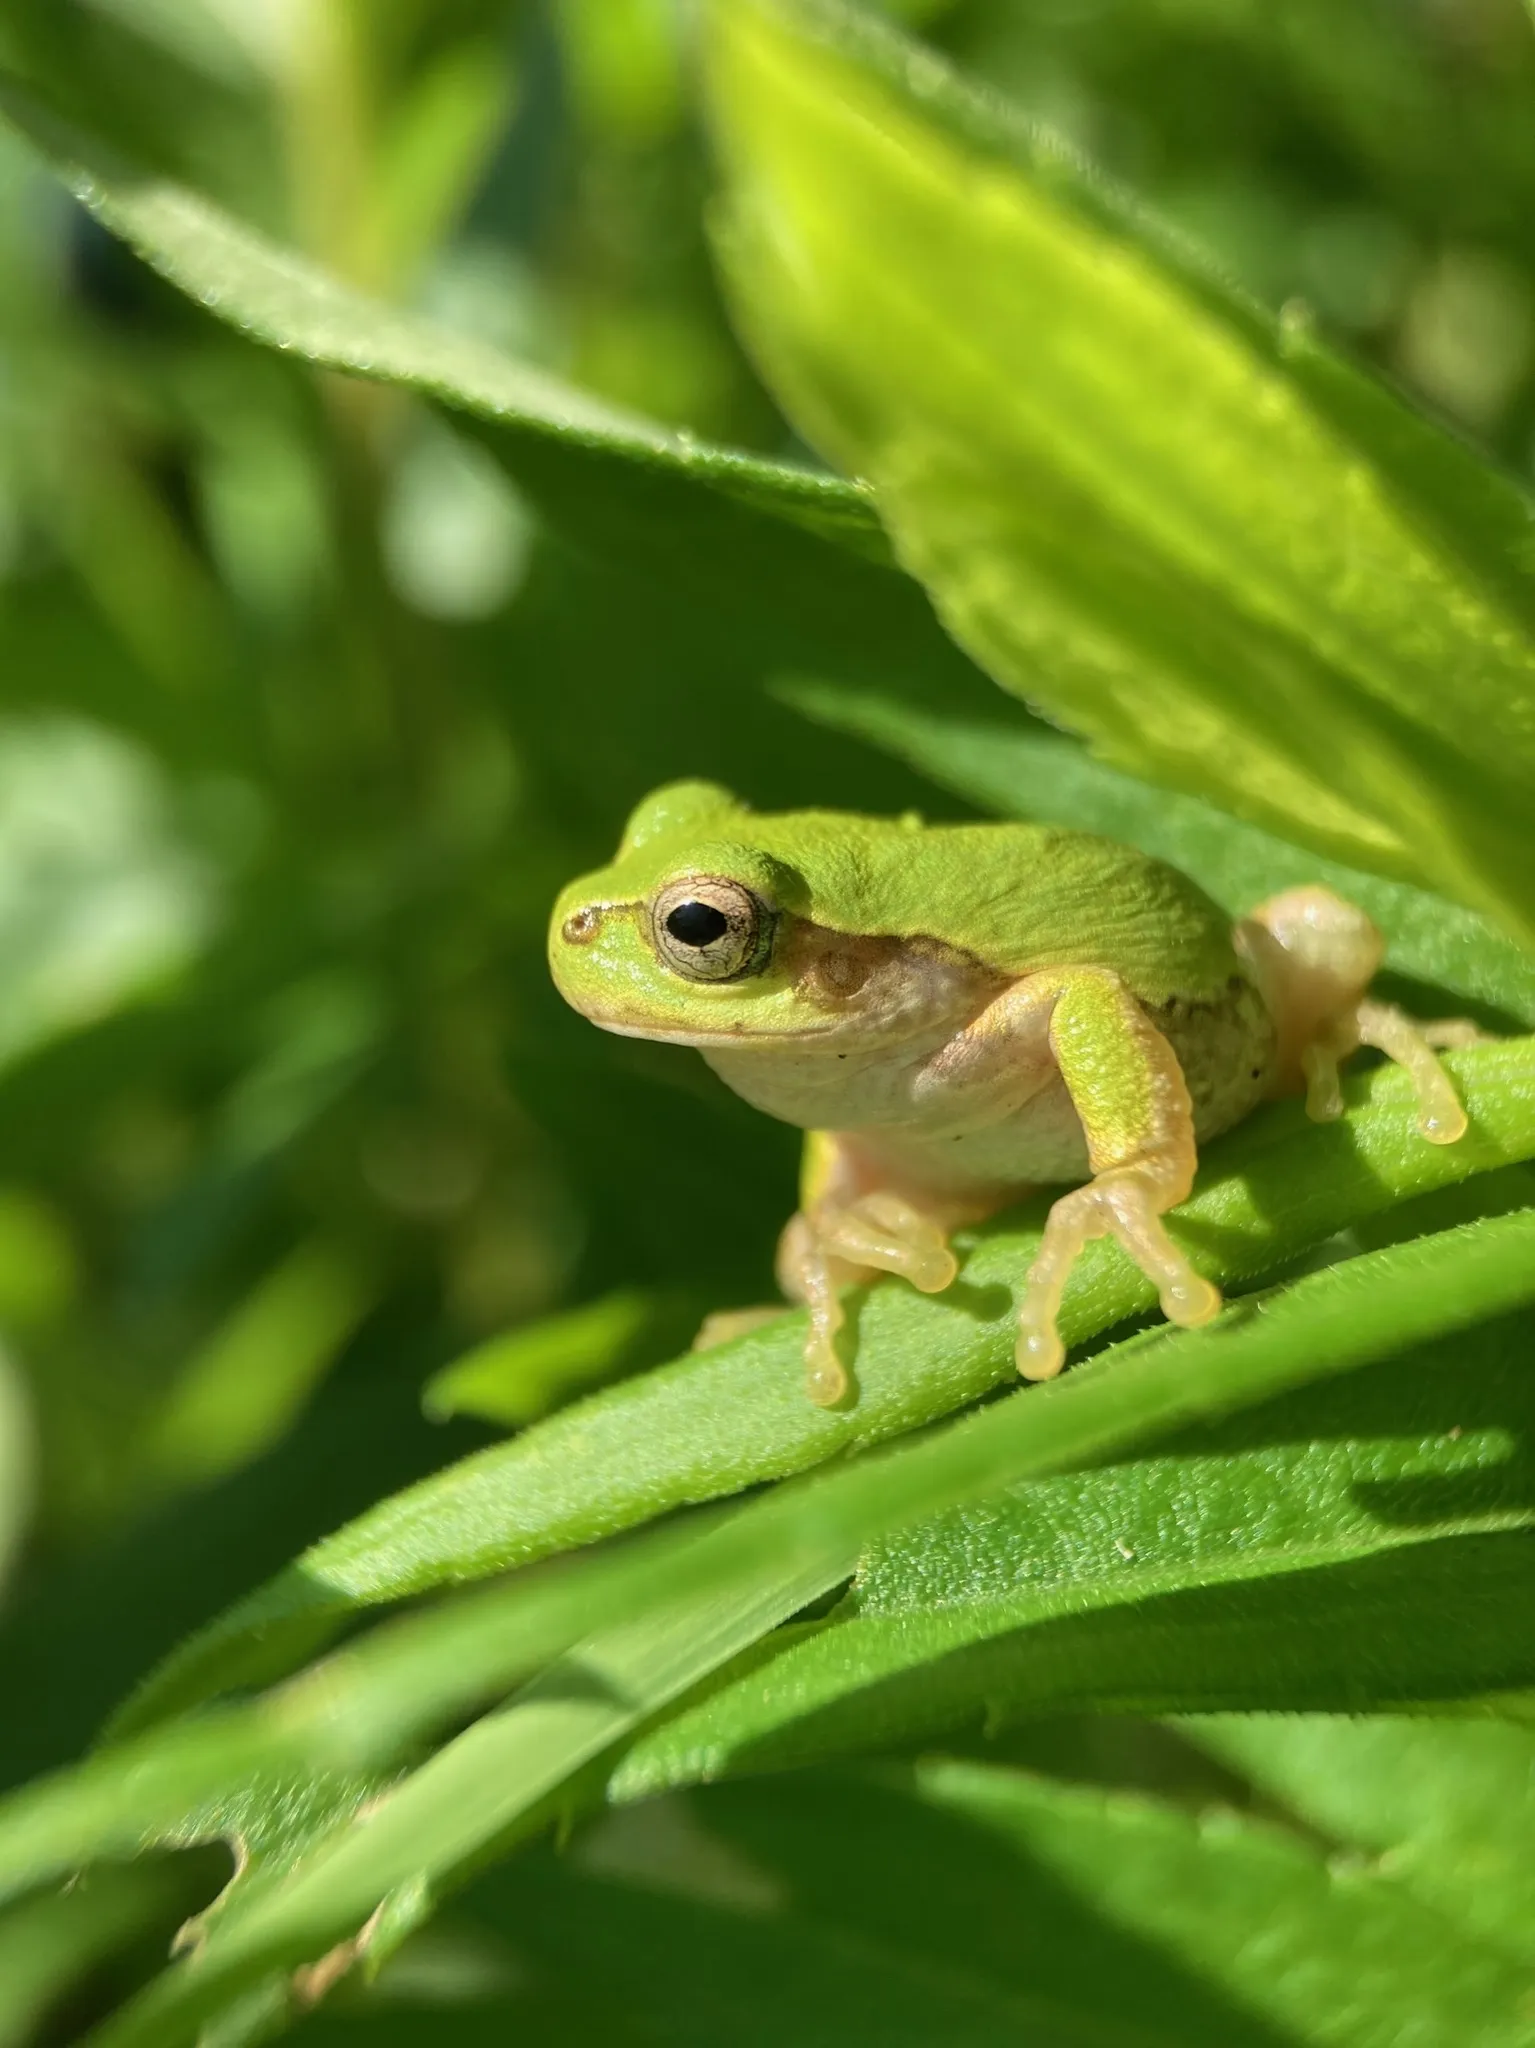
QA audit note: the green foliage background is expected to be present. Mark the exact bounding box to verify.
[1,0,1534,2041]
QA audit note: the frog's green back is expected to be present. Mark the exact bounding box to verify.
[612,784,1240,1004]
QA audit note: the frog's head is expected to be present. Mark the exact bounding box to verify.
[548,781,970,1051]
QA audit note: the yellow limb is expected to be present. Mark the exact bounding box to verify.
[1017,969,1219,1381]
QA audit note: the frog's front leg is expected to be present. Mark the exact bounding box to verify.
[778,1134,959,1405]
[1019,969,1220,1379]
[919,967,1222,1381]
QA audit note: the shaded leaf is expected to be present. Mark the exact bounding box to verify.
[782,678,1535,1026]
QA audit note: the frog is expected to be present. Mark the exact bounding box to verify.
[548,780,1481,1405]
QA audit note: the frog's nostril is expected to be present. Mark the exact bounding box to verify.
[562,906,603,945]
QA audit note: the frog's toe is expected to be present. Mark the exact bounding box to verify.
[804,1334,850,1406]
[1017,1168,1221,1380]
[1355,999,1470,1146]
[1015,1304,1067,1381]
[817,1193,959,1296]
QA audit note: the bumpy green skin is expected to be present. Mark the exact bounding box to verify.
[550,780,1242,1032]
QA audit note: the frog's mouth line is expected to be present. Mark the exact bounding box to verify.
[583,1010,846,1051]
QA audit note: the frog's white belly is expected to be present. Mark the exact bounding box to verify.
[703,1023,1089,1197]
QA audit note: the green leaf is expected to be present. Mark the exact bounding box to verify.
[1184,1714,1535,1969]
[703,0,1535,941]
[9,1212,1535,2038]
[0,1862,197,2048]
[781,678,1535,1027]
[615,1299,1535,1794]
[145,1243,374,1491]
[114,1044,1535,1734]
[914,1759,1535,2048]
[0,1343,30,1600]
[0,78,882,558]
[292,1759,1535,2048]
[78,1552,857,2048]
[422,1288,706,1430]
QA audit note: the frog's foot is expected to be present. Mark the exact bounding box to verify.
[691,1306,784,1352]
[1241,887,1484,1147]
[1303,1000,1477,1145]
[778,1195,959,1406]
[1016,1164,1221,1382]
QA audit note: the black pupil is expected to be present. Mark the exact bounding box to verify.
[666,901,731,949]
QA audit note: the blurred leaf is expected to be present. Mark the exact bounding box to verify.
[423,1288,706,1429]
[781,678,1535,1025]
[0,715,216,1072]
[292,1770,1289,2048]
[146,1243,376,1492]
[0,1341,31,1599]
[1185,1714,1535,1968]
[0,77,884,556]
[369,40,518,289]
[116,1045,1535,1732]
[0,1860,196,2048]
[703,0,1535,940]
[615,1300,1535,1793]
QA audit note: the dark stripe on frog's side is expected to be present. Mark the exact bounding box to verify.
[1149,974,1277,1142]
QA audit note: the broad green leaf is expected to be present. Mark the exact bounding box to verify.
[614,1299,1535,1795]
[115,1044,1535,1733]
[703,0,1535,941]
[51,1211,1535,2040]
[914,1759,1535,2048]
[5,1211,1534,2038]
[0,80,882,558]
[286,1768,1315,2047]
[294,1761,1535,2048]
[1184,1715,1535,1969]
[781,678,1535,1026]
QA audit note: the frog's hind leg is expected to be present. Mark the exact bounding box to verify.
[1239,887,1484,1145]
[778,1135,959,1406]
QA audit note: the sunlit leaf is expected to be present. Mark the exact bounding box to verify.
[704,0,1535,940]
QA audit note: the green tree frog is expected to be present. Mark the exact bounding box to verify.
[549,781,1479,1405]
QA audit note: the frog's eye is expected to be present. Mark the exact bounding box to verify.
[652,876,771,982]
